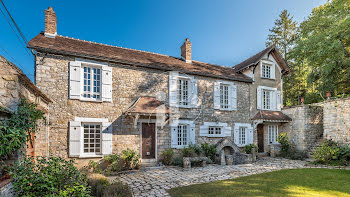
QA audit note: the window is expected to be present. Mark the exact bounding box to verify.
[177,78,189,106]
[83,123,101,154]
[209,126,222,135]
[239,127,246,145]
[220,84,229,109]
[268,125,278,144]
[263,90,271,110]
[83,66,101,99]
[177,124,188,146]
[262,63,272,78]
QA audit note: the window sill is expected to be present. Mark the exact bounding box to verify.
[79,154,104,158]
[260,77,275,80]
[207,135,225,138]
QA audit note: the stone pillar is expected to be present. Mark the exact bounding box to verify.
[225,155,233,165]
[183,157,191,169]
[220,150,226,165]
[252,148,257,162]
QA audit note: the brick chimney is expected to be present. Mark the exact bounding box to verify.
[44,7,57,38]
[181,38,192,63]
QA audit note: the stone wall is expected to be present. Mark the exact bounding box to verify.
[35,52,252,165]
[323,98,350,145]
[281,104,323,151]
[0,56,50,158]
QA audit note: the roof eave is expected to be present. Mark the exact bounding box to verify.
[28,45,253,83]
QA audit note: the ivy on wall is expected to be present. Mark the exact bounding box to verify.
[0,98,45,160]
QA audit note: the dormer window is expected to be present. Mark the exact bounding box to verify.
[260,60,275,79]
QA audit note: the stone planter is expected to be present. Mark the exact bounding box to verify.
[269,144,281,157]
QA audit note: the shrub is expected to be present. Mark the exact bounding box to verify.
[104,154,122,173]
[182,146,195,157]
[173,157,184,167]
[88,160,103,173]
[277,133,291,157]
[87,173,132,197]
[121,148,140,170]
[244,144,258,154]
[201,143,217,160]
[10,156,90,197]
[189,144,202,155]
[313,140,350,165]
[161,149,174,165]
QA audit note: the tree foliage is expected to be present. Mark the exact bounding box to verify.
[267,0,350,105]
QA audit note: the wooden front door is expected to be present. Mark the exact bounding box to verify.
[257,124,264,153]
[142,123,156,159]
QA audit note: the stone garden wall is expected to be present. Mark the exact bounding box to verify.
[323,98,350,145]
[281,104,323,151]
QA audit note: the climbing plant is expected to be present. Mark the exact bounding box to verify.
[0,98,45,159]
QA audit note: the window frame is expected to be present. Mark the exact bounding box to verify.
[260,60,274,79]
[208,126,223,137]
[82,122,102,156]
[220,83,230,109]
[82,65,102,100]
[177,124,189,147]
[262,89,272,110]
[238,126,247,145]
[177,77,190,107]
[268,125,278,144]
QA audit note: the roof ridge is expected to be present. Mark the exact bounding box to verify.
[57,35,176,59]
[191,60,236,70]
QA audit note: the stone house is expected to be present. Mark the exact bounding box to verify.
[0,55,51,157]
[27,7,291,166]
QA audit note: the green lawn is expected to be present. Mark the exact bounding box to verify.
[168,168,350,197]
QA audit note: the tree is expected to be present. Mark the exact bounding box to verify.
[293,0,350,100]
[266,10,301,106]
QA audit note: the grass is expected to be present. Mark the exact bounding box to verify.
[168,168,350,197]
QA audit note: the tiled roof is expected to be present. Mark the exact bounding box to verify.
[252,110,292,122]
[125,96,169,114]
[233,45,290,75]
[27,33,253,82]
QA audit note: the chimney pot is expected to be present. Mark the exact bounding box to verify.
[44,7,57,38]
[181,38,192,63]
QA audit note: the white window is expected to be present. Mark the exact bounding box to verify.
[83,123,101,154]
[220,84,229,109]
[170,120,195,148]
[239,127,246,145]
[69,117,112,158]
[263,90,271,110]
[177,124,188,146]
[268,125,278,144]
[83,66,101,99]
[169,72,198,108]
[209,126,222,135]
[214,81,237,110]
[69,59,112,102]
[199,122,231,138]
[262,63,272,78]
[177,78,189,106]
[234,123,253,147]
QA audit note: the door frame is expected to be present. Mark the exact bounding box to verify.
[139,119,158,161]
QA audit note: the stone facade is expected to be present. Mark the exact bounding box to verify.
[0,55,51,157]
[323,98,350,145]
[35,52,253,166]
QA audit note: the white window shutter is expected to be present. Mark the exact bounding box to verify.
[170,126,178,148]
[169,72,178,107]
[69,61,81,100]
[191,79,198,108]
[234,125,239,145]
[271,64,276,79]
[102,122,113,155]
[189,123,196,145]
[102,66,113,102]
[247,126,254,145]
[213,81,220,109]
[199,125,208,137]
[224,126,232,137]
[257,87,262,109]
[69,121,81,157]
[272,91,277,110]
[276,90,282,111]
[231,84,237,110]
[260,61,263,78]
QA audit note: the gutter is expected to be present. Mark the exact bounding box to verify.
[28,46,254,83]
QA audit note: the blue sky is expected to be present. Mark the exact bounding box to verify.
[0,0,326,81]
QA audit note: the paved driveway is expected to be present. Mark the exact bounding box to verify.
[111,157,306,197]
